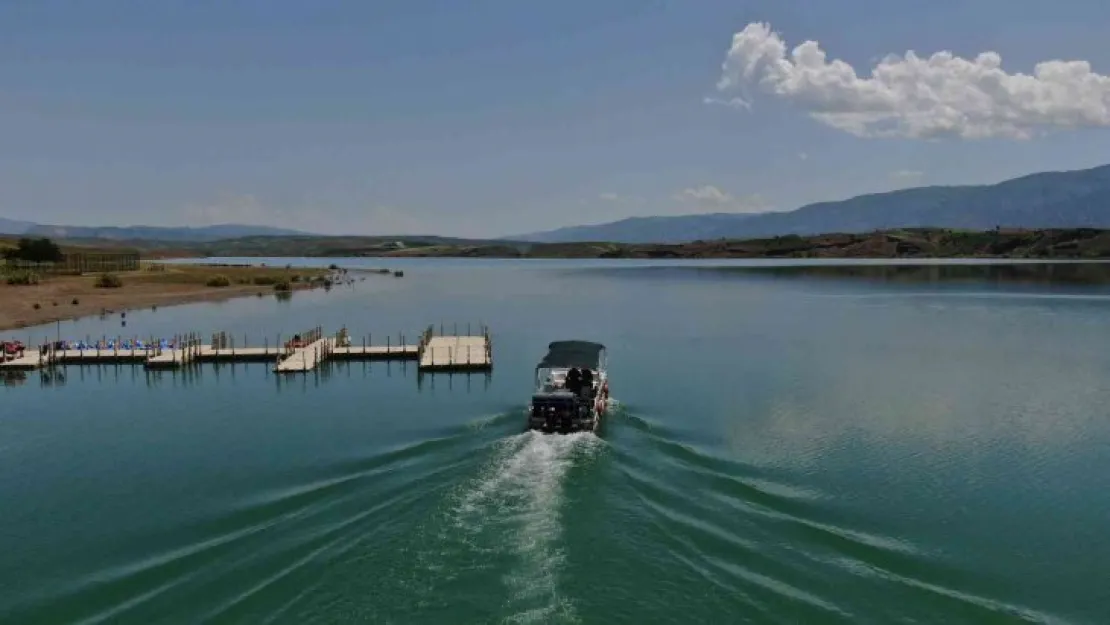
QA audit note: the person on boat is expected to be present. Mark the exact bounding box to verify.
[580,367,594,397]
[566,367,582,395]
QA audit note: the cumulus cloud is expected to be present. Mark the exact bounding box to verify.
[890,169,924,181]
[703,96,751,110]
[674,184,737,205]
[713,22,1110,139]
[673,185,769,212]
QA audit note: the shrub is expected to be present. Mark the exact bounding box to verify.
[32,302,41,310]
[95,273,123,288]
[5,270,40,285]
[71,298,80,306]
[290,274,302,283]
[251,276,278,286]
[4,237,62,263]
[205,274,231,287]
[328,263,339,270]
[273,281,292,292]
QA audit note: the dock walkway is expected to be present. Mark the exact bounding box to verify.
[330,344,420,359]
[275,338,330,373]
[419,335,491,371]
[0,350,44,370]
[2,324,493,374]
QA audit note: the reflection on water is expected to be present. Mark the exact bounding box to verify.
[4,360,492,394]
[711,261,1110,287]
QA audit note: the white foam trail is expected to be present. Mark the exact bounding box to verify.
[452,431,604,623]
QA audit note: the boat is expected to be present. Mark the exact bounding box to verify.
[528,340,609,433]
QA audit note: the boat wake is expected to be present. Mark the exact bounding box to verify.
[449,430,605,624]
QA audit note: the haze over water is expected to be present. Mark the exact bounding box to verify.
[3,259,1109,624]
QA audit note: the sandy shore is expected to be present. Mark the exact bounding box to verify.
[0,265,333,333]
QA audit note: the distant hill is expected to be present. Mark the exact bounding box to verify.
[517,213,765,244]
[0,217,36,235]
[518,164,1110,243]
[0,221,311,241]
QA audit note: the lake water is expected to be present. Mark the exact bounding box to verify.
[3,259,1109,624]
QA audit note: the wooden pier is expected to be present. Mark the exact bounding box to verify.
[2,323,492,374]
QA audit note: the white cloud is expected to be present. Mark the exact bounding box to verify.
[703,96,751,110]
[890,169,924,181]
[598,192,622,202]
[713,22,1110,139]
[673,185,769,212]
[674,184,735,205]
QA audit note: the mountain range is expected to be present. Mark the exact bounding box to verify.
[517,164,1110,243]
[4,163,1110,245]
[0,220,309,242]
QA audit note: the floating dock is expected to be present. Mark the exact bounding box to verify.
[1,324,492,374]
[0,350,44,370]
[419,335,492,371]
[275,338,328,373]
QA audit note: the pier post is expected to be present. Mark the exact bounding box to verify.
[387,335,391,354]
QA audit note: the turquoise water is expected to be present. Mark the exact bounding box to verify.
[3,259,1109,624]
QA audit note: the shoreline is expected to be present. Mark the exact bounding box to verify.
[0,264,339,334]
[15,227,1110,262]
[0,284,324,334]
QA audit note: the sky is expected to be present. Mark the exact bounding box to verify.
[2,0,1109,237]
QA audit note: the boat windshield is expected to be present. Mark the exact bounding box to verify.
[536,368,567,392]
[533,341,606,393]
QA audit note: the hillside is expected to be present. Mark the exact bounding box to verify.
[68,234,525,258]
[0,217,36,235]
[162,228,1110,260]
[519,213,764,244]
[0,221,312,241]
[518,164,1110,243]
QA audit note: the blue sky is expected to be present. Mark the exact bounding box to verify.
[2,0,1109,237]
